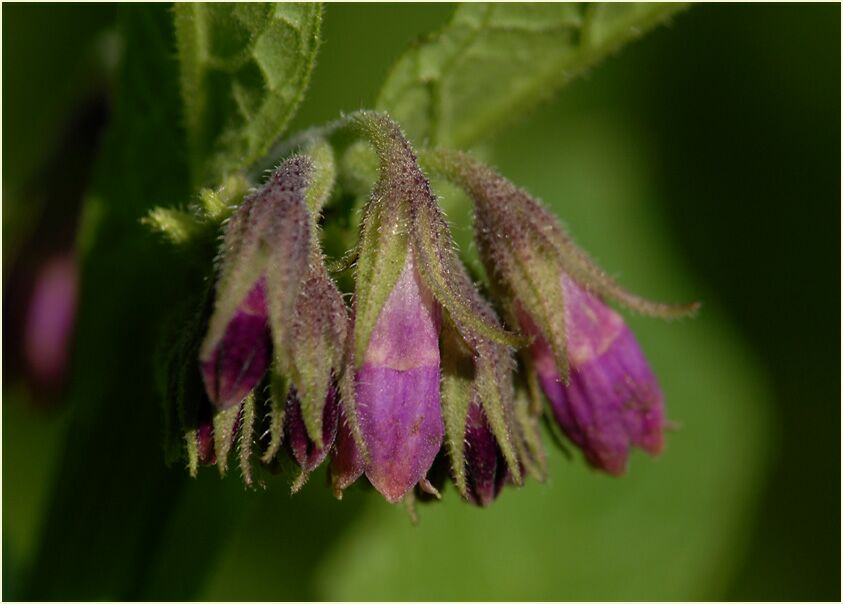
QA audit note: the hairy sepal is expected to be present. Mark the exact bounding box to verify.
[439,323,475,497]
[423,149,699,320]
[260,368,288,464]
[200,157,312,368]
[290,259,348,447]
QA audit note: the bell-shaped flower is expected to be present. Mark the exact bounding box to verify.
[424,149,697,474]
[344,112,525,503]
[355,253,443,502]
[519,275,665,474]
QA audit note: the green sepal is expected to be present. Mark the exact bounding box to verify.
[326,244,360,274]
[337,328,369,463]
[439,323,475,497]
[474,346,522,485]
[523,353,545,417]
[352,195,409,366]
[185,428,201,479]
[412,199,527,350]
[426,148,699,321]
[143,207,204,245]
[213,402,242,478]
[289,260,347,447]
[202,157,312,379]
[404,491,420,525]
[423,149,569,376]
[500,237,570,381]
[143,173,250,247]
[261,369,288,464]
[513,388,547,482]
[238,393,257,487]
[349,111,524,353]
[291,468,310,494]
[303,139,336,215]
[286,141,345,445]
[198,173,250,223]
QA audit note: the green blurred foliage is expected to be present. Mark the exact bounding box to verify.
[175,3,322,185]
[2,3,839,601]
[377,3,684,148]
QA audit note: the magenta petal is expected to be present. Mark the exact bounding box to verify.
[523,275,665,475]
[464,402,507,507]
[286,387,340,472]
[200,279,270,409]
[356,254,443,503]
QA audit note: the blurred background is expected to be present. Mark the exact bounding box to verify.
[3,3,839,600]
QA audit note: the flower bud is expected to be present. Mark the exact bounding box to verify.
[330,406,366,498]
[463,401,508,507]
[286,385,340,491]
[287,260,347,449]
[200,278,270,409]
[199,156,312,409]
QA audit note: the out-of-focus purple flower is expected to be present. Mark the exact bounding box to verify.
[23,254,78,386]
[463,401,508,507]
[356,254,444,503]
[200,278,270,410]
[520,274,665,475]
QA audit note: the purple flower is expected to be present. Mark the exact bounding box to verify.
[519,274,665,475]
[156,112,697,503]
[355,253,444,503]
[200,278,270,410]
[23,254,78,386]
[462,401,508,507]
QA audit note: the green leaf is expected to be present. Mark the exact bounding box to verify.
[175,2,322,185]
[376,3,686,148]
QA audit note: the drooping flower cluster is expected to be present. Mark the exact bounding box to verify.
[160,111,696,507]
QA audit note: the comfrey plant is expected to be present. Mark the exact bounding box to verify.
[149,110,697,509]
